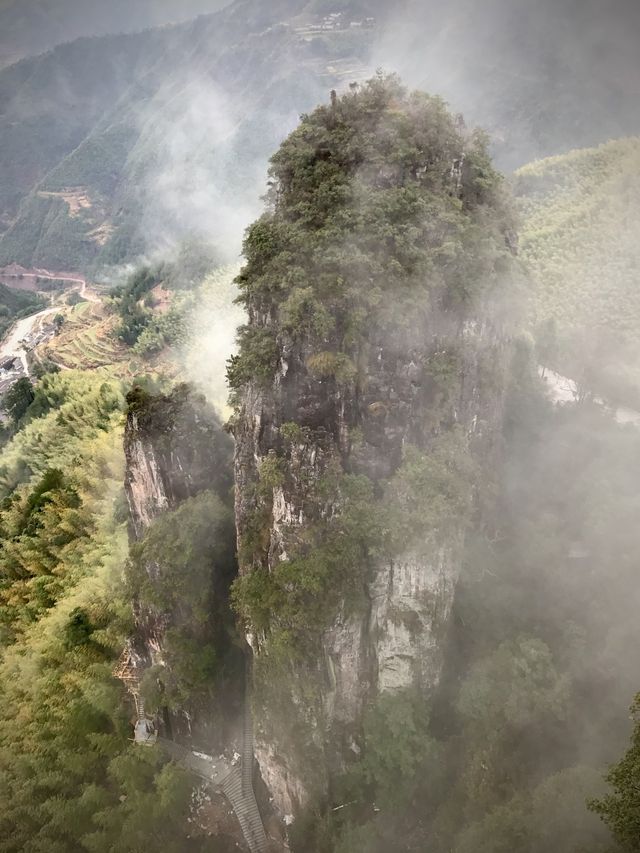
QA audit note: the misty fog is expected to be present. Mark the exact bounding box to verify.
[0,2,639,853]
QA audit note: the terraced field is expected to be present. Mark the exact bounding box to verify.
[38,297,181,385]
[40,301,141,376]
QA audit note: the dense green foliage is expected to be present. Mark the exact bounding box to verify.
[0,370,225,851]
[129,491,237,709]
[517,137,640,404]
[0,371,124,640]
[592,696,640,850]
[112,242,220,349]
[0,282,44,339]
[231,75,512,653]
[112,268,165,347]
[233,469,385,654]
[230,75,512,391]
[294,346,640,852]
[234,432,475,659]
[2,377,34,427]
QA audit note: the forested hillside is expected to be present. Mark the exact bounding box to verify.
[0,0,639,273]
[0,0,231,69]
[0,30,166,225]
[0,369,245,852]
[517,138,640,339]
[0,10,343,270]
[517,137,640,406]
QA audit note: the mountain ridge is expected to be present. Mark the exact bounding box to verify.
[0,0,232,69]
[0,0,639,273]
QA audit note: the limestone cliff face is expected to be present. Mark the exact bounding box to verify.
[123,383,236,742]
[234,309,511,815]
[125,383,232,540]
[230,79,520,816]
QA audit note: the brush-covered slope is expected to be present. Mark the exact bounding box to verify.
[516,137,640,403]
[0,29,168,226]
[0,1,377,271]
[516,137,640,341]
[0,369,244,852]
[1,0,640,273]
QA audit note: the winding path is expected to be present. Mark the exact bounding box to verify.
[26,267,100,303]
[158,737,269,853]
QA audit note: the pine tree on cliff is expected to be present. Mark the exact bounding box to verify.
[228,74,520,813]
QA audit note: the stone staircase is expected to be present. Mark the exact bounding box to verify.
[242,678,256,795]
[223,667,270,853]
[157,738,234,787]
[114,647,270,853]
[223,766,270,853]
[158,732,269,853]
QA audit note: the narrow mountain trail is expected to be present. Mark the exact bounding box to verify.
[114,649,271,853]
[29,267,101,303]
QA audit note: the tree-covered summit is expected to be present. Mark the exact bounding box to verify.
[229,73,523,836]
[230,73,517,395]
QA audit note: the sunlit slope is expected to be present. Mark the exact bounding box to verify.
[0,369,210,850]
[516,137,640,345]
[42,299,137,374]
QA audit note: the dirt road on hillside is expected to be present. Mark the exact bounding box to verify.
[0,268,102,376]
[0,265,101,303]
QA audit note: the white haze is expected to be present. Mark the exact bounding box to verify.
[131,73,302,411]
[372,0,640,168]
[134,0,640,420]
[43,0,640,844]
[180,265,244,415]
[136,77,264,264]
